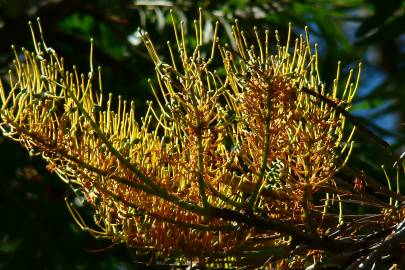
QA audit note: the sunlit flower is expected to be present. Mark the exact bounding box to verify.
[3,10,400,268]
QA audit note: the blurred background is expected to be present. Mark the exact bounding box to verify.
[0,0,404,269]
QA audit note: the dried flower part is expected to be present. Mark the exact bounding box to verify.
[1,12,375,265]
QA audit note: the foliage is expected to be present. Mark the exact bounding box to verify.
[1,8,405,269]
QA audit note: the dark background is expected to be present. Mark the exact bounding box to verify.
[0,0,404,269]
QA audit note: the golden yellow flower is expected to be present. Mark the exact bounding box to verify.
[0,10,370,267]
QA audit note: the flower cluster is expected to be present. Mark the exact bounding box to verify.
[2,12,403,268]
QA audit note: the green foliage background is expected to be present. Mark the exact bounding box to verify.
[0,0,404,269]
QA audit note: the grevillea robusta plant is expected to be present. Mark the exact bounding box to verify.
[1,10,404,269]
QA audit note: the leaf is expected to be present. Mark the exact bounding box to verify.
[356,0,404,38]
[356,14,405,44]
